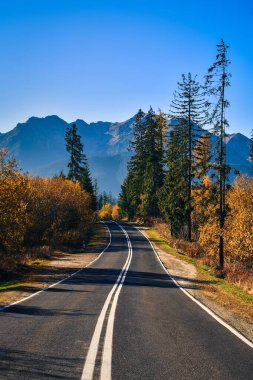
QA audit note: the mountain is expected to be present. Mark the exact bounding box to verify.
[0,115,135,196]
[0,115,252,196]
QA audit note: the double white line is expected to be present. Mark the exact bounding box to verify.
[81,222,132,380]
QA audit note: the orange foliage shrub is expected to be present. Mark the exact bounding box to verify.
[112,205,120,220]
[0,149,30,258]
[0,149,95,271]
[25,177,94,248]
[225,176,253,264]
[98,203,113,220]
[199,176,253,267]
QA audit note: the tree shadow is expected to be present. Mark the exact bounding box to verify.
[1,267,214,316]
[0,347,83,379]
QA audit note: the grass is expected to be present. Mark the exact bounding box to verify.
[144,226,253,321]
[0,279,21,292]
[86,222,107,249]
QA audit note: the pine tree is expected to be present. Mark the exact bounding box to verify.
[170,73,207,241]
[193,133,213,180]
[139,107,164,217]
[80,164,96,210]
[65,123,84,182]
[158,124,188,237]
[119,107,165,219]
[65,123,96,209]
[118,174,136,220]
[119,109,146,218]
[205,39,231,269]
[53,170,66,180]
[192,133,214,232]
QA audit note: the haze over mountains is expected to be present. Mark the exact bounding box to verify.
[0,115,252,196]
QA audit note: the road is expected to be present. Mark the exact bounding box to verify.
[0,222,252,379]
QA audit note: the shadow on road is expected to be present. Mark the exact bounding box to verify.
[0,347,82,379]
[1,266,213,317]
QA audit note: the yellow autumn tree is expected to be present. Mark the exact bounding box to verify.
[112,205,120,220]
[0,149,30,260]
[25,177,94,247]
[0,148,95,271]
[225,176,253,263]
[192,175,214,236]
[98,203,113,220]
[198,176,253,266]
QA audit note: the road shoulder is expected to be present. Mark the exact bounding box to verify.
[0,222,108,308]
[141,226,253,344]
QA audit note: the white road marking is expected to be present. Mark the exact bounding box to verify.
[81,222,132,380]
[100,223,132,380]
[0,222,112,312]
[137,226,253,349]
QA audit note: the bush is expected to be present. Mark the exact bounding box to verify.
[0,149,95,272]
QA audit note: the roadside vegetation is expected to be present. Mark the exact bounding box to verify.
[117,39,253,294]
[0,123,97,276]
[144,227,253,322]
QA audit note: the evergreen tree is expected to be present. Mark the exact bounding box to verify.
[192,133,215,232]
[65,123,96,209]
[119,109,146,218]
[205,39,231,269]
[65,123,84,182]
[139,107,164,217]
[118,174,137,220]
[53,170,66,180]
[98,191,117,209]
[158,124,188,237]
[80,164,96,210]
[119,107,165,219]
[193,133,213,180]
[170,73,207,241]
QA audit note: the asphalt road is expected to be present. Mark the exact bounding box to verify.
[0,222,252,380]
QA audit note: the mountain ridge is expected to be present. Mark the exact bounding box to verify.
[0,115,252,196]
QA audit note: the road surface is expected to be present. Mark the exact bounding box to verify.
[0,222,252,379]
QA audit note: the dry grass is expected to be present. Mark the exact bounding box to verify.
[152,220,253,294]
[144,226,253,324]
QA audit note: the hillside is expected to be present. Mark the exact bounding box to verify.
[0,115,252,196]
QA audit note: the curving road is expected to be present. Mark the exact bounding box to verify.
[0,222,252,379]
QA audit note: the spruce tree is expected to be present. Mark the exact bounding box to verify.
[139,107,164,217]
[118,174,137,220]
[119,107,165,219]
[80,163,96,210]
[65,123,84,182]
[205,39,231,269]
[119,109,146,218]
[65,123,96,209]
[192,133,214,231]
[170,73,207,241]
[158,124,188,237]
[193,133,213,180]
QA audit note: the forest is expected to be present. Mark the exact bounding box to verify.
[117,40,253,290]
[0,40,253,292]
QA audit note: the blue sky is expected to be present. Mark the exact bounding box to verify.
[0,0,252,136]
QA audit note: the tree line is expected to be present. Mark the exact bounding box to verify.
[119,39,253,271]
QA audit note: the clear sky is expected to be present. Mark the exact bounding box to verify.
[0,0,252,136]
